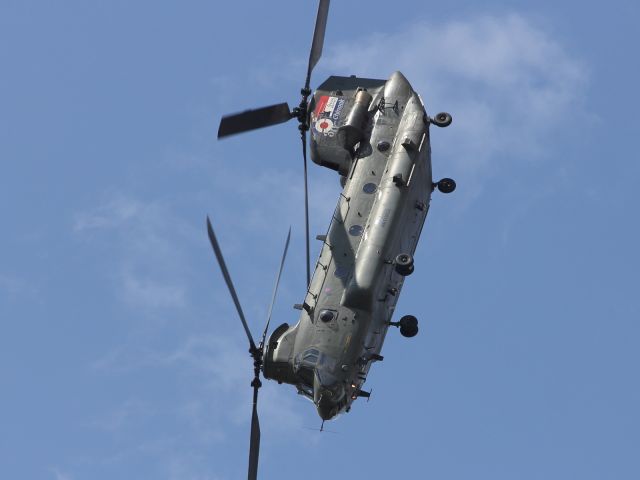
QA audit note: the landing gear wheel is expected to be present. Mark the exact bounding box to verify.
[437,178,456,194]
[399,315,419,338]
[394,253,414,276]
[431,112,452,128]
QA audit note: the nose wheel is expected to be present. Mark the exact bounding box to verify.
[389,315,419,338]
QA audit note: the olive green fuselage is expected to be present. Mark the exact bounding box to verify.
[264,71,434,420]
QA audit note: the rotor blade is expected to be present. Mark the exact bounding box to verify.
[260,227,291,348]
[304,0,330,90]
[301,131,311,288]
[248,391,261,480]
[206,216,257,352]
[218,103,292,138]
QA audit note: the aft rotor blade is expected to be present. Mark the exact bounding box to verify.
[218,102,292,138]
[301,131,311,287]
[248,399,261,480]
[260,227,291,347]
[304,0,330,91]
[206,216,257,352]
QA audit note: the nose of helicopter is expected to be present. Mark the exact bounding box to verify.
[315,397,336,420]
[313,371,345,420]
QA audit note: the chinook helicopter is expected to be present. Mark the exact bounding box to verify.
[207,1,456,478]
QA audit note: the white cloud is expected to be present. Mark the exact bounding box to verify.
[73,194,142,232]
[49,467,73,480]
[120,269,186,309]
[166,453,226,480]
[90,398,155,432]
[0,273,33,298]
[323,14,589,177]
[93,333,307,435]
[162,334,306,431]
[73,192,197,312]
[164,335,249,392]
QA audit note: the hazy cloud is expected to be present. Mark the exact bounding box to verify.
[0,273,32,298]
[73,194,142,232]
[90,398,155,432]
[49,467,73,480]
[73,193,197,312]
[93,333,306,434]
[324,14,589,176]
[120,269,187,309]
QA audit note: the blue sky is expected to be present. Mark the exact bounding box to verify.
[1,1,639,479]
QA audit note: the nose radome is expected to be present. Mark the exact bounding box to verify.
[316,402,335,420]
[313,371,343,420]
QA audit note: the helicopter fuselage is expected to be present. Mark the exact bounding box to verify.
[264,71,437,420]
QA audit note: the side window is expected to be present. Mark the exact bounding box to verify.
[298,383,313,398]
[297,366,314,388]
[303,348,320,365]
[295,348,321,389]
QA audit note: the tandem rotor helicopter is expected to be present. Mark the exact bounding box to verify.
[207,1,456,478]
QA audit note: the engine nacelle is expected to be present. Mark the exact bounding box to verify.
[310,76,384,175]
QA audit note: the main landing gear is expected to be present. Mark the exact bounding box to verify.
[430,112,452,128]
[389,315,419,338]
[434,177,456,194]
[394,253,414,276]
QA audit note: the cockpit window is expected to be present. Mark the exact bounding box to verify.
[303,348,320,364]
[297,383,313,399]
[297,365,314,388]
[294,348,322,391]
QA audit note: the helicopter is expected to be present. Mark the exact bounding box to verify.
[207,1,456,478]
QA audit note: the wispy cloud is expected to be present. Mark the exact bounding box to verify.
[167,335,307,432]
[165,453,226,480]
[120,268,186,309]
[90,398,155,432]
[0,273,33,298]
[49,467,73,480]
[73,194,142,233]
[73,192,197,313]
[93,333,306,432]
[323,14,589,178]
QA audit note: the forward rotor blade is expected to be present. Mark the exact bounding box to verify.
[301,131,311,288]
[206,216,257,352]
[218,103,292,138]
[260,227,291,348]
[304,0,330,91]
[248,399,260,480]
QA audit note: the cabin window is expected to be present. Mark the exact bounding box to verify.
[363,183,377,194]
[298,383,313,398]
[319,309,335,323]
[294,349,320,374]
[297,365,314,388]
[377,140,390,152]
[349,224,363,236]
[303,348,320,365]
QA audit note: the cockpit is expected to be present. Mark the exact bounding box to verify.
[294,348,321,399]
[293,347,346,419]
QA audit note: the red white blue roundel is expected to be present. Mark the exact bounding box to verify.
[314,117,334,133]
